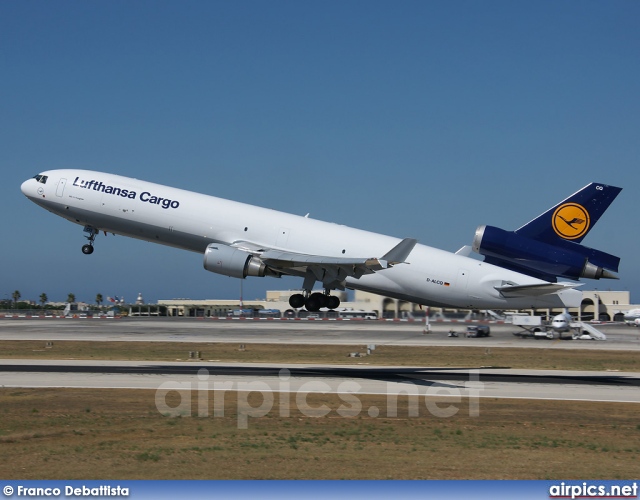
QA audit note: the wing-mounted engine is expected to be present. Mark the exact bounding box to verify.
[472,225,619,282]
[203,243,277,279]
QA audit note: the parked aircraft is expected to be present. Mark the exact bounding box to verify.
[624,308,640,326]
[21,172,621,312]
[550,309,608,340]
[551,310,573,333]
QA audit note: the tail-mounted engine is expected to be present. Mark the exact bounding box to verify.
[472,225,619,281]
[203,243,270,279]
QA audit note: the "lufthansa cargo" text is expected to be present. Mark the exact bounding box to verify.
[72,177,179,209]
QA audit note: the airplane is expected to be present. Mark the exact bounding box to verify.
[623,308,640,326]
[550,310,573,333]
[549,309,610,340]
[20,171,622,312]
[509,308,607,340]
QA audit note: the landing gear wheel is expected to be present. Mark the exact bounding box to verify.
[326,295,341,309]
[82,225,98,255]
[305,292,326,312]
[289,293,306,309]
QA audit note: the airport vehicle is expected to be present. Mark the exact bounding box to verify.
[228,309,256,317]
[336,309,378,320]
[509,314,555,339]
[21,172,621,311]
[466,325,491,338]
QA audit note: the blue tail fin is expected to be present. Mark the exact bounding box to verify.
[474,182,622,282]
[515,183,622,244]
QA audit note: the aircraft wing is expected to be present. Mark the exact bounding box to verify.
[495,282,581,298]
[260,250,387,274]
[233,238,417,289]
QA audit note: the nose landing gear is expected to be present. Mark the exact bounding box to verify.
[81,226,98,255]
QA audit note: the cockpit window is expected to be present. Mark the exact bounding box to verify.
[33,174,48,184]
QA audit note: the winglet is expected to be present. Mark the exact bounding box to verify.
[382,238,417,264]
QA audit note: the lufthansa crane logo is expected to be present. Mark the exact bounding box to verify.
[552,203,590,240]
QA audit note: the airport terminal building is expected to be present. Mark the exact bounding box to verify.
[157,289,636,322]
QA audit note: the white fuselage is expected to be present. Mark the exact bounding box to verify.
[21,170,582,310]
[551,311,573,332]
[624,309,640,322]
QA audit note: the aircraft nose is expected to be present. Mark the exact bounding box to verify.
[20,179,32,197]
[21,178,43,199]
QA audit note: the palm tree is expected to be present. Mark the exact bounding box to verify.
[67,293,76,303]
[12,290,21,308]
[39,293,48,308]
[96,294,103,308]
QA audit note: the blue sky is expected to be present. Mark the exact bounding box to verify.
[2,1,638,305]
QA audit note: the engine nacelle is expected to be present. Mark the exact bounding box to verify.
[472,225,619,281]
[203,243,267,279]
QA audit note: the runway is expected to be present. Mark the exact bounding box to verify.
[2,318,639,405]
[1,317,640,350]
[2,359,640,404]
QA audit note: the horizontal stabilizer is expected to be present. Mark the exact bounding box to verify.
[495,282,581,298]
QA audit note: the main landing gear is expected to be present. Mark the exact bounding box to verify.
[288,291,341,312]
[81,226,98,255]
[289,267,344,312]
